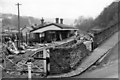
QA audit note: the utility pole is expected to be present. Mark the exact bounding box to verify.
[118,1,120,26]
[116,0,120,30]
[16,3,22,48]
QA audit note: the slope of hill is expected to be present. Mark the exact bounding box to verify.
[1,13,75,30]
[2,13,41,30]
[75,1,119,31]
[93,2,118,29]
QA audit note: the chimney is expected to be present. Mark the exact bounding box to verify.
[55,18,59,23]
[41,17,44,24]
[60,18,63,24]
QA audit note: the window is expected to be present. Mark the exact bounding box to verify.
[39,33,45,38]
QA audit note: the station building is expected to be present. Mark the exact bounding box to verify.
[30,18,78,43]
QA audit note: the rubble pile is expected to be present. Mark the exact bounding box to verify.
[2,46,45,78]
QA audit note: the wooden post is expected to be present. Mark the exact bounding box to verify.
[16,3,22,48]
[39,33,42,43]
[27,61,32,79]
[46,49,50,75]
[59,33,62,41]
[43,49,47,73]
[26,32,27,44]
[29,33,30,43]
[43,48,50,75]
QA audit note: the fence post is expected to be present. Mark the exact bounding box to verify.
[43,48,50,76]
[27,60,32,79]
[46,49,50,75]
[26,32,27,44]
[43,49,47,73]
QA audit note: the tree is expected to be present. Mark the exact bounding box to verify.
[74,16,94,31]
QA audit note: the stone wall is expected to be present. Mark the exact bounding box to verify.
[49,41,90,74]
[93,24,119,48]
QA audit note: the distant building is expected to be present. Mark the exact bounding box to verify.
[30,18,78,43]
[21,26,33,36]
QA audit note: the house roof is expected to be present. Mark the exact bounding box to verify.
[21,26,33,31]
[30,23,78,33]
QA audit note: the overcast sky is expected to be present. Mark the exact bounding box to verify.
[0,0,115,19]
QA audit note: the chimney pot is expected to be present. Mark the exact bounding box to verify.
[41,17,44,24]
[60,18,63,24]
[55,18,59,23]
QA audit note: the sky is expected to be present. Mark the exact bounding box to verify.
[0,0,115,19]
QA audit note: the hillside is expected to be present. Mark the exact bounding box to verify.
[93,2,118,29]
[75,1,119,31]
[1,13,75,30]
[2,13,41,30]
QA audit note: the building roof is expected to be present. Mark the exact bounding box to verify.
[21,26,33,31]
[30,23,78,33]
